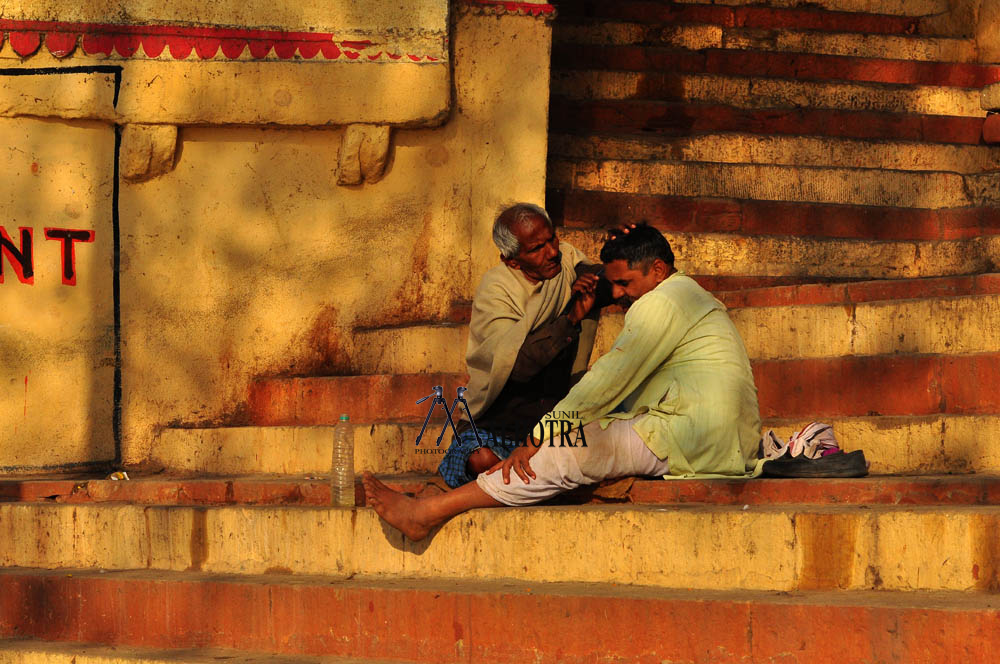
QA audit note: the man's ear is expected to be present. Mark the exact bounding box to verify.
[652,259,670,279]
[501,254,520,270]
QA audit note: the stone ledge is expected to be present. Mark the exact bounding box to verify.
[0,57,450,127]
[1,571,999,662]
[2,501,1000,591]
[5,473,1000,508]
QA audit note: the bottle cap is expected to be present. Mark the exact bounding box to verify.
[339,414,350,421]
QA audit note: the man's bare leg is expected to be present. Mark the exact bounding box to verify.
[363,472,503,541]
[467,447,500,475]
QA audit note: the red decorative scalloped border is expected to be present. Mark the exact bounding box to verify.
[462,0,556,16]
[0,19,444,61]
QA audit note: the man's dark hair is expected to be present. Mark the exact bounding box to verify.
[599,223,674,270]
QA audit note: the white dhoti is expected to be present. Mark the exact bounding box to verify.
[475,419,669,506]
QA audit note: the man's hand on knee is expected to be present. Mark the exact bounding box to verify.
[486,440,541,485]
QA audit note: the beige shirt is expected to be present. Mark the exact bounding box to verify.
[537,271,764,478]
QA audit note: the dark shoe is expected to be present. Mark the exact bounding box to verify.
[761,450,868,478]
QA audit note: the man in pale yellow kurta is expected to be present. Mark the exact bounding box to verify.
[363,224,763,540]
[536,263,762,478]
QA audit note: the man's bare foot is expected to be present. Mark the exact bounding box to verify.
[362,472,434,541]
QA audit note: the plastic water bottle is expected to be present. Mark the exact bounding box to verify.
[331,414,354,507]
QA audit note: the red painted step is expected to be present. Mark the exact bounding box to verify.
[548,99,986,144]
[2,569,999,663]
[624,475,1000,506]
[245,352,1000,425]
[548,190,1000,241]
[555,2,923,36]
[692,274,862,292]
[754,353,1000,419]
[5,474,1000,507]
[247,372,466,425]
[715,273,1000,308]
[553,45,1000,88]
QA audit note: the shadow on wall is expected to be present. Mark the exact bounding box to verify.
[0,111,117,470]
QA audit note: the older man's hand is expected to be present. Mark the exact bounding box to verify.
[567,273,599,324]
[605,222,638,241]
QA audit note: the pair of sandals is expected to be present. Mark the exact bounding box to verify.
[760,422,868,478]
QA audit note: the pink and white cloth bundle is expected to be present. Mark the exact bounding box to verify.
[762,422,840,461]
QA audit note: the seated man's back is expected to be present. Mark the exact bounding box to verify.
[597,271,761,477]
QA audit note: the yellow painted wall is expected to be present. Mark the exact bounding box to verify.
[0,116,116,468]
[0,2,553,469]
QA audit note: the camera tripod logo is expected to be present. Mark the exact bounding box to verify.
[414,385,483,448]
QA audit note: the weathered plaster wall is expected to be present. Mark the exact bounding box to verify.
[976,0,1000,62]
[0,1,553,469]
[0,115,116,468]
[918,0,1000,63]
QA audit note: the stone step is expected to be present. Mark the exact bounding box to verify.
[247,346,1000,428]
[550,98,986,146]
[550,158,1000,209]
[247,372,464,426]
[1,570,998,662]
[350,323,467,374]
[147,416,1000,476]
[615,275,1000,358]
[622,295,1000,361]
[551,71,985,118]
[344,276,1000,370]
[767,415,1000,474]
[552,45,1000,89]
[717,272,1000,306]
[5,474,1000,508]
[150,413,1000,477]
[151,426,337,476]
[692,274,864,291]
[154,424,446,475]
[555,1,933,33]
[4,502,1000,592]
[344,273,1000,372]
[0,474,446,507]
[549,133,1000,174]
[0,640,382,664]
[559,228,1000,280]
[754,353,1000,418]
[672,0,948,17]
[729,288,1000,361]
[555,22,977,63]
[548,191,1000,241]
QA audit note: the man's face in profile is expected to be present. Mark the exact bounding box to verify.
[605,259,664,310]
[503,215,563,284]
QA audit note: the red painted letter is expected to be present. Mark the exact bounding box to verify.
[0,226,34,285]
[44,228,95,286]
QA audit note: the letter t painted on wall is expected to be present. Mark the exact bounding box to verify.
[44,228,95,286]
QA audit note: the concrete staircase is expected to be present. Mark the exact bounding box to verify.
[4,0,1000,661]
[4,270,999,659]
[3,473,1000,661]
[547,0,1000,288]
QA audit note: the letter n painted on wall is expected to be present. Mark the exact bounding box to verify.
[0,69,119,470]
